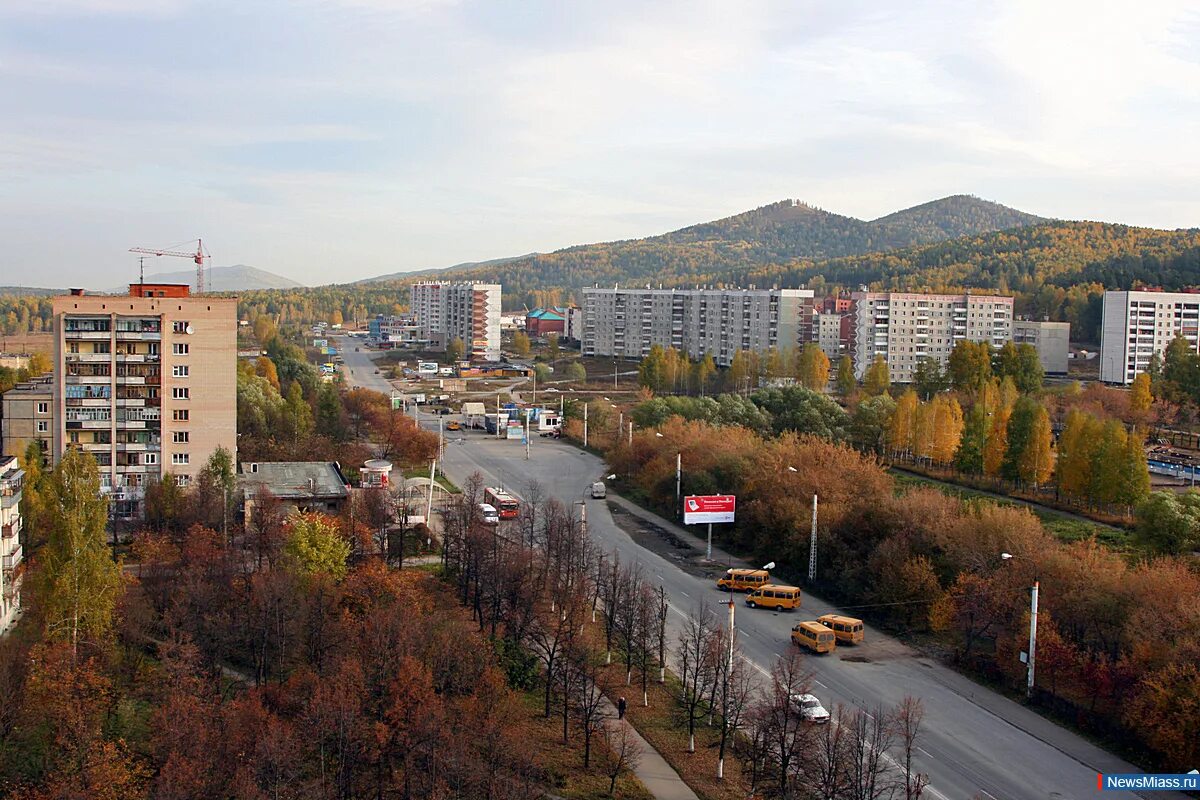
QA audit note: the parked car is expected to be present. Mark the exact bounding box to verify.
[540,430,561,438]
[446,421,462,431]
[789,693,830,724]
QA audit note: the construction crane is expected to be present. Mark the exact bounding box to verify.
[128,238,209,293]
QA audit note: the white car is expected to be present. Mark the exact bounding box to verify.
[790,693,831,724]
[478,503,500,525]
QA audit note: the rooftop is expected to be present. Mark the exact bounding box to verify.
[239,461,350,501]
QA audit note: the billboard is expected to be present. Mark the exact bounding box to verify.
[683,495,736,525]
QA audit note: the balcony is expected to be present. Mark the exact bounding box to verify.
[65,352,112,363]
[3,543,23,574]
[115,376,145,386]
[114,353,147,363]
[115,331,161,341]
[64,330,111,340]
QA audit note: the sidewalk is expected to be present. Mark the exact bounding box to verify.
[600,695,699,800]
[604,491,1163,791]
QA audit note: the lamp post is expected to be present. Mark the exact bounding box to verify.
[727,560,775,687]
[787,466,818,583]
[1002,553,1038,700]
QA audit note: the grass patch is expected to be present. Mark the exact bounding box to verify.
[404,466,460,494]
[597,664,751,800]
[516,691,652,800]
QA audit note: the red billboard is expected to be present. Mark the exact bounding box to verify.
[683,495,736,525]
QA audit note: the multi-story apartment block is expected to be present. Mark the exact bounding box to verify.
[0,456,24,634]
[52,284,237,518]
[410,282,501,362]
[816,312,851,361]
[1013,319,1071,376]
[1,376,53,464]
[1099,290,1200,384]
[581,287,815,366]
[850,292,1014,383]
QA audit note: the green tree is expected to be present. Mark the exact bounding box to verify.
[565,361,587,383]
[1090,420,1129,506]
[1162,335,1199,400]
[912,358,949,400]
[283,380,314,440]
[796,343,831,391]
[512,330,532,358]
[835,355,855,397]
[1012,344,1044,394]
[1001,396,1040,483]
[1057,410,1101,501]
[849,394,896,454]
[445,337,465,364]
[955,403,988,474]
[948,341,992,393]
[1133,490,1200,554]
[284,513,350,580]
[994,340,1020,383]
[863,355,890,396]
[1117,428,1151,507]
[546,333,560,361]
[18,441,48,548]
[750,385,848,441]
[37,449,123,662]
[534,363,551,385]
[316,382,345,441]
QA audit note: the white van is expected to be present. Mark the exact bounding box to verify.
[590,482,607,499]
[478,503,500,525]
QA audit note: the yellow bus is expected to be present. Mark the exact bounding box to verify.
[818,614,865,645]
[717,568,770,592]
[791,621,837,654]
[746,584,802,611]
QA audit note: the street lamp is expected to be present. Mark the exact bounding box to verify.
[785,466,818,583]
[727,559,775,684]
[654,433,681,519]
[1002,553,1039,700]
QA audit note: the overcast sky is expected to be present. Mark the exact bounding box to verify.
[2,0,1198,288]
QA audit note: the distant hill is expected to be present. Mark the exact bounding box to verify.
[111,264,303,292]
[371,195,1048,300]
[0,286,60,297]
[359,253,538,284]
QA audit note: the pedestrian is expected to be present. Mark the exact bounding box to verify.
[617,696,627,720]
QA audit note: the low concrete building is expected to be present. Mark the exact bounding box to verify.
[1013,319,1070,376]
[1,377,53,465]
[240,461,350,516]
[0,456,24,635]
[0,354,31,371]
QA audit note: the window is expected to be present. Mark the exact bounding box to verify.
[37,421,49,433]
[172,365,189,378]
[175,474,191,487]
[172,431,189,443]
[172,343,189,355]
[144,453,158,465]
[172,453,189,465]
[173,321,190,334]
[172,387,189,400]
[37,402,48,414]
[173,409,189,421]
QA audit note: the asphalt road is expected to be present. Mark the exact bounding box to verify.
[337,339,1151,800]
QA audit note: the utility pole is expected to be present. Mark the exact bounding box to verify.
[524,411,530,460]
[425,457,437,531]
[614,357,618,389]
[618,411,623,444]
[807,494,818,583]
[675,452,682,519]
[1027,580,1039,699]
[628,421,633,447]
[706,522,713,561]
[583,402,589,448]
[496,394,501,439]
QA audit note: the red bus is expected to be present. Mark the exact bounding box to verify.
[484,487,520,519]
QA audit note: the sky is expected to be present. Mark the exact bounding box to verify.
[1,0,1199,288]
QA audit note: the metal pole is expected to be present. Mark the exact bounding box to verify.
[580,499,587,538]
[807,494,818,583]
[1027,580,1039,699]
[438,416,444,456]
[425,457,436,525]
[628,421,633,447]
[614,357,618,389]
[618,412,623,444]
[524,412,530,460]
[496,394,501,439]
[675,452,682,518]
[583,402,589,448]
[706,522,712,561]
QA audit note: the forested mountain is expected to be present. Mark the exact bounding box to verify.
[362,195,1046,295]
[109,264,303,292]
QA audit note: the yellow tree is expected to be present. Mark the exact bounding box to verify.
[998,375,1019,410]
[983,404,1011,477]
[931,395,965,464]
[1057,410,1100,499]
[912,400,936,461]
[1129,372,1153,415]
[1018,404,1054,487]
[889,390,918,455]
[765,348,786,380]
[797,343,831,392]
[864,356,890,396]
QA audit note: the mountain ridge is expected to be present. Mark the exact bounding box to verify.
[108,264,304,292]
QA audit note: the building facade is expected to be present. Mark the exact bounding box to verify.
[581,287,815,366]
[849,292,1014,383]
[52,284,237,518]
[1013,319,1070,376]
[1,376,53,464]
[410,282,501,362]
[0,456,24,634]
[1099,290,1200,384]
[816,312,850,361]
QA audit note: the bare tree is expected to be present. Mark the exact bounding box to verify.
[804,703,850,800]
[843,703,896,800]
[572,645,609,768]
[891,696,929,800]
[602,721,642,797]
[755,652,815,798]
[712,625,753,780]
[656,584,668,684]
[676,601,717,753]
